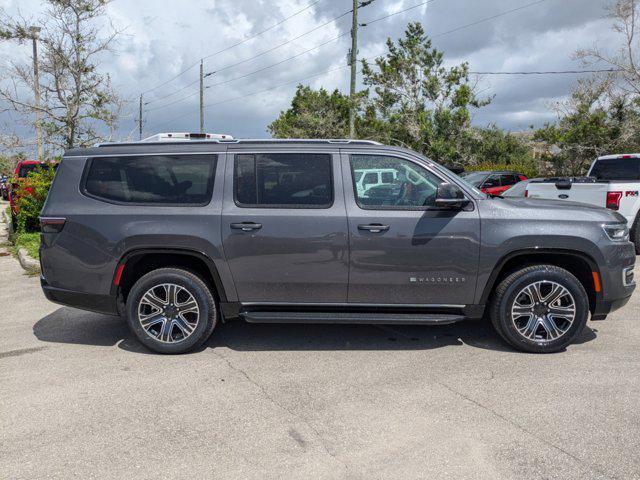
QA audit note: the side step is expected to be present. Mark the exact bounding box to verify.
[240,311,465,325]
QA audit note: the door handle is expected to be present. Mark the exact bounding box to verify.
[231,222,262,231]
[358,223,390,233]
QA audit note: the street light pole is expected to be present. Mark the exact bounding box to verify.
[199,59,204,134]
[29,26,43,161]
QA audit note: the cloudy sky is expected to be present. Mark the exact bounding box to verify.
[0,0,620,150]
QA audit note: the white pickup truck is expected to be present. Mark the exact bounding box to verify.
[526,154,640,252]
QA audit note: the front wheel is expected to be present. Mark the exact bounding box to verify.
[126,268,217,354]
[490,265,589,353]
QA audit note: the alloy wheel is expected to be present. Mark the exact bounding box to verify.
[137,283,200,343]
[510,280,576,343]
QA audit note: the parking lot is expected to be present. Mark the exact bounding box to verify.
[1,217,638,480]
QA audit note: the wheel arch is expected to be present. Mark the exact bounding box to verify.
[112,248,228,306]
[480,248,601,313]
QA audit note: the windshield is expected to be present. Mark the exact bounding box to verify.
[460,171,488,187]
[439,165,486,197]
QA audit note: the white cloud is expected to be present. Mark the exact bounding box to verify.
[0,0,623,152]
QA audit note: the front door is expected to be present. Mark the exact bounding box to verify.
[341,151,480,306]
[221,150,349,303]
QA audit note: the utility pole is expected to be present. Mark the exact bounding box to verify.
[138,95,143,140]
[348,0,358,139]
[199,59,204,133]
[29,26,42,160]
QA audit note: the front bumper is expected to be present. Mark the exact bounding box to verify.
[41,276,119,316]
[592,293,634,320]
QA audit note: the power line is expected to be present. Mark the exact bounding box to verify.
[145,6,352,106]
[205,33,349,90]
[360,0,435,26]
[146,29,350,112]
[431,0,549,38]
[153,64,351,131]
[150,0,562,126]
[469,68,622,75]
[141,0,322,96]
[204,9,353,77]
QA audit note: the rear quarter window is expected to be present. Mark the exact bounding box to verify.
[83,155,216,205]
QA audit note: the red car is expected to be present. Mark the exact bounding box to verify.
[461,171,527,196]
[8,160,42,217]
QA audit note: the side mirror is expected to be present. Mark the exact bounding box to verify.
[435,183,469,209]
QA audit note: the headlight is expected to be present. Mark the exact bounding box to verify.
[603,223,630,242]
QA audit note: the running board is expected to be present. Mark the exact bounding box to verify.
[240,311,465,325]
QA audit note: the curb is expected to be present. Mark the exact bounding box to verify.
[1,204,40,274]
[1,207,12,235]
[18,247,40,272]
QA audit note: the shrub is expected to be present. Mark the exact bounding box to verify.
[13,166,56,233]
[463,160,539,179]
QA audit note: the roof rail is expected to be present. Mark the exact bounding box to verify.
[97,138,383,147]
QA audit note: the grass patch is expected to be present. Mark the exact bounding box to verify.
[12,232,40,260]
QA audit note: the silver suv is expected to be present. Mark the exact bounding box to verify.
[39,137,636,354]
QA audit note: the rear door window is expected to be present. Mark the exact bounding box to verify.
[590,158,640,180]
[234,152,333,208]
[83,155,216,205]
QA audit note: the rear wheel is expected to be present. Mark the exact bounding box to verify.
[490,265,589,353]
[126,268,217,354]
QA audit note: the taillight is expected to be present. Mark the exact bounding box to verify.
[519,175,526,181]
[606,191,622,210]
[40,217,66,233]
[524,189,529,197]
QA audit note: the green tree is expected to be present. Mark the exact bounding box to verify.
[268,85,352,138]
[361,22,491,165]
[535,78,640,175]
[460,126,538,176]
[0,0,122,150]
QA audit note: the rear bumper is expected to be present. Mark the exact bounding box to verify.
[41,276,119,316]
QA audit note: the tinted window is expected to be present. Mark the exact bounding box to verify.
[381,171,395,183]
[84,155,215,204]
[362,172,377,186]
[350,155,442,208]
[483,175,501,188]
[234,153,332,207]
[590,158,640,180]
[497,174,517,186]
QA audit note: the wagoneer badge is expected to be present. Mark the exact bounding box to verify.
[410,276,467,284]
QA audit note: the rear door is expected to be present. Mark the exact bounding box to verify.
[221,149,349,303]
[341,150,480,306]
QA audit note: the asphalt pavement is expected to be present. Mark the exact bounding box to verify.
[1,208,639,479]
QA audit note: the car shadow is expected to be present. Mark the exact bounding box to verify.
[33,307,598,355]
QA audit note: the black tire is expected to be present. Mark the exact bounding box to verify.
[631,213,640,255]
[126,268,217,354]
[490,265,589,353]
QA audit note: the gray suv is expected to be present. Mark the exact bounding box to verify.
[39,138,637,354]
